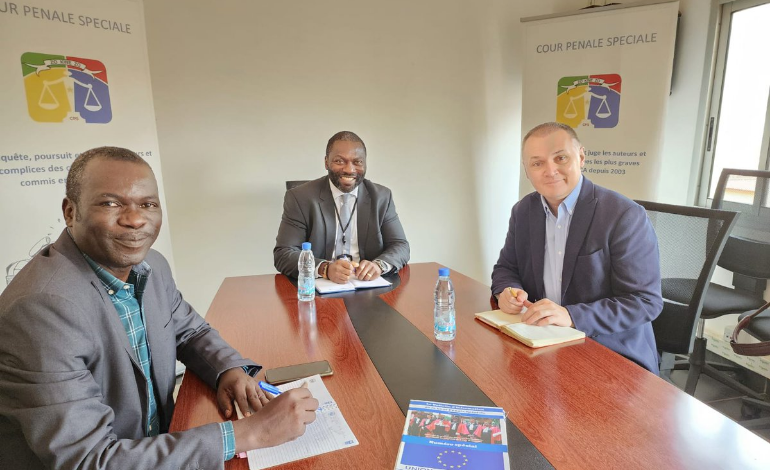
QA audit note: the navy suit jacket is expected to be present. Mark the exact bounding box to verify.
[491,177,663,373]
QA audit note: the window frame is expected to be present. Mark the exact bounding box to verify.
[697,0,770,208]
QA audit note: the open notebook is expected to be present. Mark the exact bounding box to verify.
[238,375,358,469]
[475,309,585,348]
[315,276,391,294]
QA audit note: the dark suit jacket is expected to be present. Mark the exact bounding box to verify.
[491,177,663,373]
[274,176,410,277]
[0,230,257,470]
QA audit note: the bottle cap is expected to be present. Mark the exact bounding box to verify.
[302,242,311,250]
[438,268,450,277]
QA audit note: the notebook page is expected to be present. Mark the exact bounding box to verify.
[246,375,358,469]
[503,323,585,347]
[349,276,391,288]
[474,310,523,329]
[315,278,356,293]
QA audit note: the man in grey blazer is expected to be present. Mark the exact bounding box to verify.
[0,147,318,469]
[491,123,662,373]
[274,131,409,284]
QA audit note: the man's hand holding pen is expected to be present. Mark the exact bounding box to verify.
[499,286,574,327]
[327,255,381,284]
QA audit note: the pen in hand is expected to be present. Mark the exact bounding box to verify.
[505,287,533,309]
[259,380,311,397]
[259,381,282,397]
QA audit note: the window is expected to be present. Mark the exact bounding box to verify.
[699,0,770,206]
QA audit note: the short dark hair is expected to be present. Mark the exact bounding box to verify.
[66,146,151,204]
[522,122,581,147]
[325,131,367,157]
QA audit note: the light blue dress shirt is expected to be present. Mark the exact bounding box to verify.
[542,175,583,304]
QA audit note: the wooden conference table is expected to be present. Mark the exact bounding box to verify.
[170,263,770,469]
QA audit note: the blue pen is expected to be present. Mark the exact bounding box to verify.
[259,381,282,396]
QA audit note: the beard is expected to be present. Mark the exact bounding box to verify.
[328,169,365,192]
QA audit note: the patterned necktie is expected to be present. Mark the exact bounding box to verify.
[336,193,352,257]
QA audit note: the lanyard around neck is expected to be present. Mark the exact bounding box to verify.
[333,196,359,245]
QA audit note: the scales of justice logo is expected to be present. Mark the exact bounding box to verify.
[20,52,112,123]
[556,73,621,129]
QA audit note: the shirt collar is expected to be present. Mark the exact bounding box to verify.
[68,228,152,294]
[82,252,129,293]
[328,178,359,201]
[541,175,583,217]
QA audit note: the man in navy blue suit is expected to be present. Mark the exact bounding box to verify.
[491,122,663,373]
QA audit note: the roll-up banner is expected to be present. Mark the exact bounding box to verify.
[520,0,679,200]
[0,0,174,293]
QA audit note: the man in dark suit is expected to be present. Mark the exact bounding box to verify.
[491,123,662,373]
[274,131,410,284]
[0,147,318,469]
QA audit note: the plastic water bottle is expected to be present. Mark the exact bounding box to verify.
[297,242,315,301]
[434,267,455,341]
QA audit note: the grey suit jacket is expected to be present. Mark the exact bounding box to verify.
[0,230,257,470]
[274,176,410,277]
[491,177,663,373]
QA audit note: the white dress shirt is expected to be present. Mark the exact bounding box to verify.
[316,179,391,276]
[329,179,360,261]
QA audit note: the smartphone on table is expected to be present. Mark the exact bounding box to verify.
[264,360,333,385]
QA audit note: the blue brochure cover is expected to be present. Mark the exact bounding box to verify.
[395,400,509,470]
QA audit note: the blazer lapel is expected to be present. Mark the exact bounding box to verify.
[90,280,149,421]
[319,177,337,259]
[529,195,546,301]
[56,231,142,371]
[92,279,142,372]
[356,181,371,261]
[141,276,172,395]
[561,179,598,301]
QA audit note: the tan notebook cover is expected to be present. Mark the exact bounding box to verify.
[474,310,585,348]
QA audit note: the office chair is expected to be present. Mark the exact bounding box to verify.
[734,308,770,429]
[635,200,737,386]
[285,180,310,191]
[677,169,770,399]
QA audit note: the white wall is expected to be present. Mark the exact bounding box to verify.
[144,0,489,313]
[475,0,586,296]
[658,0,715,205]
[144,0,711,314]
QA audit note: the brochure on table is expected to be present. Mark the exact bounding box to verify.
[395,400,509,470]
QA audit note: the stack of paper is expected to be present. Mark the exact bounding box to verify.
[475,310,585,348]
[245,375,358,469]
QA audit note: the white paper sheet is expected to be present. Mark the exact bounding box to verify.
[315,276,391,294]
[246,375,358,469]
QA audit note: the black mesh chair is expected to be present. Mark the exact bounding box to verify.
[635,200,737,386]
[285,180,310,191]
[678,169,770,398]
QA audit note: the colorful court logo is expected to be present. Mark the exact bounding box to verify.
[556,74,621,129]
[21,52,112,124]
